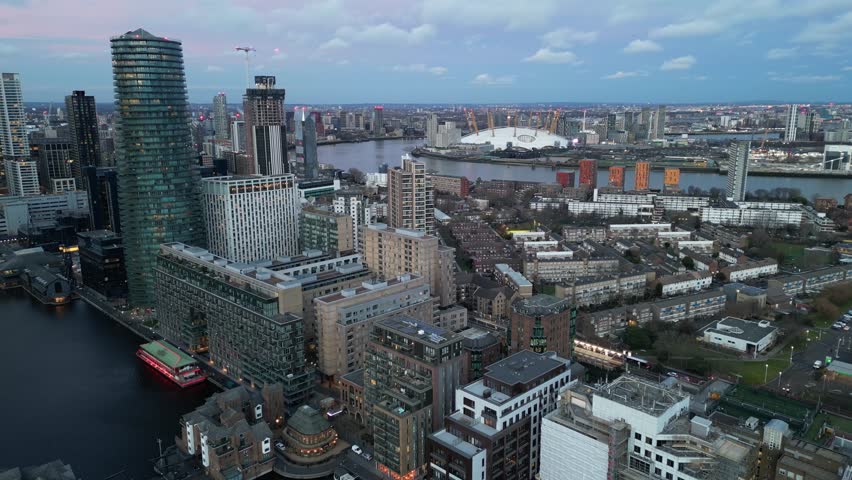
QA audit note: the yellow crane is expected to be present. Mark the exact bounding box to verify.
[487,110,495,136]
[550,109,561,134]
[469,109,479,135]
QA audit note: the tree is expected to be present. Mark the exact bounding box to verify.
[654,283,664,297]
[681,256,695,270]
[624,326,653,350]
[814,297,840,321]
[347,168,366,184]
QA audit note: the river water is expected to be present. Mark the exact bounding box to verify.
[0,290,217,479]
[319,138,851,201]
[0,138,848,479]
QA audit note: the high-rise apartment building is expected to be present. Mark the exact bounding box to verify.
[295,107,318,179]
[365,317,464,479]
[299,206,353,253]
[388,155,434,234]
[230,120,246,152]
[634,161,650,191]
[111,29,205,306]
[650,105,666,140]
[155,243,312,407]
[202,174,300,263]
[0,73,27,160]
[1,73,39,196]
[578,159,597,188]
[663,167,680,192]
[82,166,120,233]
[361,224,456,307]
[4,159,40,196]
[428,350,582,480]
[726,141,750,202]
[212,92,229,140]
[372,105,384,136]
[30,134,73,192]
[510,294,576,359]
[65,91,101,185]
[244,76,288,175]
[334,190,376,250]
[608,166,625,189]
[314,274,433,381]
[426,113,438,147]
[784,104,798,143]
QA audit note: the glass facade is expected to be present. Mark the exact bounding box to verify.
[111,29,204,306]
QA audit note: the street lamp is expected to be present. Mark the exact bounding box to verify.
[790,346,795,364]
[764,363,769,383]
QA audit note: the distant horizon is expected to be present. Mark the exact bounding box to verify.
[20,100,852,108]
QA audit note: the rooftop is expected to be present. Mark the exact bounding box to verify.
[286,405,332,436]
[459,328,499,350]
[482,350,569,388]
[512,294,572,316]
[139,340,197,369]
[375,315,458,347]
[430,429,484,459]
[340,368,365,388]
[460,127,570,150]
[316,274,421,303]
[706,316,778,343]
[594,374,689,417]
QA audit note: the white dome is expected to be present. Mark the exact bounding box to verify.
[460,127,570,150]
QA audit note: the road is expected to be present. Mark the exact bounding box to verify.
[767,324,852,405]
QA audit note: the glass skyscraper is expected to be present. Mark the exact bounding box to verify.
[110,29,204,306]
[65,90,102,186]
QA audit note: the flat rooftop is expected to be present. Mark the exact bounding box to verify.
[483,350,567,388]
[512,294,571,316]
[430,429,484,458]
[375,315,458,347]
[315,274,421,303]
[595,374,688,417]
[705,317,777,344]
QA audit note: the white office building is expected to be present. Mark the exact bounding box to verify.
[703,317,778,355]
[201,174,300,263]
[333,192,376,251]
[540,375,758,480]
[4,159,40,196]
[784,104,798,143]
[0,190,89,235]
[823,144,852,171]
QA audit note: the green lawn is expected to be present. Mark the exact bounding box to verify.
[805,412,852,441]
[770,241,805,265]
[711,358,789,385]
[730,385,811,419]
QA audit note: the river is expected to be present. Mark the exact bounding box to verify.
[0,290,217,479]
[319,138,851,201]
[0,137,847,479]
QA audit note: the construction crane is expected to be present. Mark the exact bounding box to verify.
[513,113,519,137]
[234,46,256,88]
[550,109,561,134]
[487,110,495,136]
[758,125,770,151]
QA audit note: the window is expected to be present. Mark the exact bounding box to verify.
[656,454,662,462]
[666,474,672,480]
[667,460,674,467]
[635,432,642,440]
[645,437,652,445]
[634,446,641,454]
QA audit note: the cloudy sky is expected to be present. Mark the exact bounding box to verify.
[1,0,851,104]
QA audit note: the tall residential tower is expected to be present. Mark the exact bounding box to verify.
[65,90,102,186]
[1,73,39,196]
[212,92,229,140]
[244,76,288,175]
[388,155,434,234]
[726,141,750,202]
[111,29,205,305]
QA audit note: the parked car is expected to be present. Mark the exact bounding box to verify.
[362,452,373,461]
[275,440,285,451]
[351,445,363,455]
[813,360,823,369]
[832,322,844,330]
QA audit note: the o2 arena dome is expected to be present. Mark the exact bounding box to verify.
[460,127,570,151]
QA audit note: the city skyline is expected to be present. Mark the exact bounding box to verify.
[0,1,850,104]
